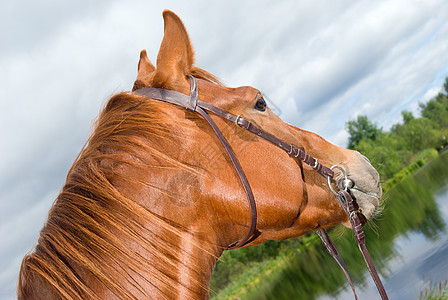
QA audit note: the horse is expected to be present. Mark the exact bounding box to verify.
[17,10,382,299]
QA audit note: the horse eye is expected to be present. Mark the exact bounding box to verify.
[254,97,267,111]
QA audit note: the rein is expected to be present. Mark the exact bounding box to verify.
[133,76,389,299]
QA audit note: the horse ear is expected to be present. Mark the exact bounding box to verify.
[132,49,155,91]
[152,10,195,91]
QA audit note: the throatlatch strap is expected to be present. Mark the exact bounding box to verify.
[134,76,259,248]
[195,106,260,249]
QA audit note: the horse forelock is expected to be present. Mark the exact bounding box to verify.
[18,90,213,299]
[189,67,223,86]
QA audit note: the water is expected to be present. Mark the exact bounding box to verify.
[247,152,448,300]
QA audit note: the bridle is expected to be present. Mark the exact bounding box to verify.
[134,75,333,247]
[133,75,389,300]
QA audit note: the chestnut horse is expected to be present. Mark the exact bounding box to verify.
[18,10,381,299]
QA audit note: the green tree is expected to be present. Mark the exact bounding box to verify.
[444,76,448,94]
[420,92,448,129]
[401,110,414,125]
[346,115,382,149]
[392,117,439,153]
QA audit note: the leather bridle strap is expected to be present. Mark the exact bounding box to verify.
[317,190,389,299]
[134,76,261,249]
[335,190,389,300]
[195,105,260,249]
[196,100,334,177]
[316,228,358,300]
[134,77,334,178]
[134,75,332,248]
[317,190,388,299]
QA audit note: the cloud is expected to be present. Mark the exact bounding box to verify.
[0,0,112,57]
[1,0,448,298]
[183,0,448,145]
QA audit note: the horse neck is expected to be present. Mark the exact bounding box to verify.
[164,233,222,299]
[18,171,223,299]
[99,229,222,299]
[18,228,222,300]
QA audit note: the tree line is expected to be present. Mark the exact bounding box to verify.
[346,77,448,179]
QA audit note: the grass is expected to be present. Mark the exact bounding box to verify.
[419,278,448,300]
[382,148,439,192]
[210,254,288,299]
[211,234,320,299]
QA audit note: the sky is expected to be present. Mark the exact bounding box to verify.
[1,0,448,298]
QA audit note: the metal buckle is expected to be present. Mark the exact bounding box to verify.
[236,115,243,126]
[288,145,293,155]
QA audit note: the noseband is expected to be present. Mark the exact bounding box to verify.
[133,76,388,300]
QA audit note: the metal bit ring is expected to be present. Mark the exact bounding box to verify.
[327,165,353,195]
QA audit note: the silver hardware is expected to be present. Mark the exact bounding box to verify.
[312,159,319,169]
[327,165,351,196]
[343,178,354,189]
[288,145,294,155]
[351,186,379,200]
[236,115,243,126]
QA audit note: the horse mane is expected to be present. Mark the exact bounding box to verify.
[17,74,216,299]
[190,66,223,86]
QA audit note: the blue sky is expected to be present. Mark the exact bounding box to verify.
[1,0,448,298]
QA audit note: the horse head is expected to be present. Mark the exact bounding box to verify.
[18,10,382,300]
[131,10,381,246]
